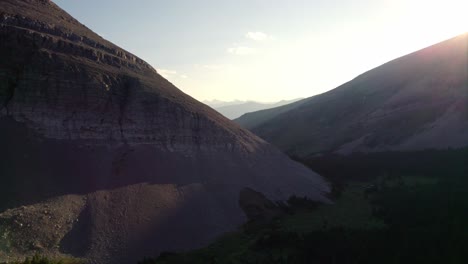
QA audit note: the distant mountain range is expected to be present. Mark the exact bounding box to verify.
[203,99,245,108]
[236,33,468,158]
[204,99,302,119]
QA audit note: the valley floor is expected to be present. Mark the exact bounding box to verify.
[140,148,468,264]
[3,149,468,264]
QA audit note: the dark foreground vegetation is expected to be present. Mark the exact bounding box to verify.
[141,148,468,264]
[0,254,83,264]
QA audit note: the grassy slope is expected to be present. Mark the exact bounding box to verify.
[280,185,385,233]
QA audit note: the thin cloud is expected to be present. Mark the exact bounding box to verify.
[202,64,223,70]
[157,69,188,80]
[227,46,256,55]
[195,64,236,71]
[156,69,188,79]
[157,68,177,78]
[246,31,272,41]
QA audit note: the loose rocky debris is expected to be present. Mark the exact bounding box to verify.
[0,195,86,262]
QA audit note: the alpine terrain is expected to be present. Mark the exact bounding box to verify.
[236,33,468,157]
[0,1,329,263]
[205,99,302,120]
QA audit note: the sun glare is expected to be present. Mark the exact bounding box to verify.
[404,0,467,39]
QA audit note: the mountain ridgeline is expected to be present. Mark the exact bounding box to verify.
[236,33,468,157]
[0,1,329,263]
[205,99,302,120]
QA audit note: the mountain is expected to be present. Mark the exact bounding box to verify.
[235,99,308,129]
[0,1,329,263]
[202,99,244,108]
[206,99,302,120]
[236,33,468,157]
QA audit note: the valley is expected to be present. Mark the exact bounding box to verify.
[1,0,467,263]
[141,148,468,263]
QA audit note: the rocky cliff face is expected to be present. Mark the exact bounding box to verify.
[0,0,259,152]
[0,1,329,263]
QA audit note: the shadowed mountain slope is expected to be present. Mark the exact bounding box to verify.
[207,99,302,120]
[236,33,468,157]
[0,1,329,263]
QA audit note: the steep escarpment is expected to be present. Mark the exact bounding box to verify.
[0,1,329,263]
[0,0,256,150]
[237,33,468,157]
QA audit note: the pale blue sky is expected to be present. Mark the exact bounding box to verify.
[54,0,467,102]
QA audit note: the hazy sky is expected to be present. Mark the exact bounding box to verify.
[54,0,467,102]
